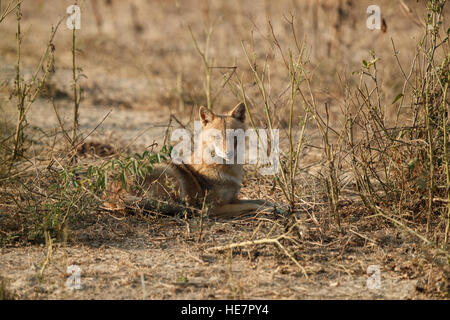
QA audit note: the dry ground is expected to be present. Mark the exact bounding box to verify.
[1,186,447,299]
[0,0,449,299]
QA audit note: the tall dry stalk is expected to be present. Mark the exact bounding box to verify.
[189,26,213,110]
[11,2,23,163]
[71,1,81,146]
[237,20,310,213]
[10,3,61,166]
[442,83,449,244]
[189,25,237,111]
[0,0,21,24]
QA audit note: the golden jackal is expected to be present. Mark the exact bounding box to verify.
[107,102,273,218]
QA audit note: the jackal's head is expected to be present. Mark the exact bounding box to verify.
[199,102,247,163]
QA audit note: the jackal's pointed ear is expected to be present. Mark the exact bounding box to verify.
[229,102,246,122]
[199,106,215,126]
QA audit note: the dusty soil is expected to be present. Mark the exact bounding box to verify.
[0,0,448,299]
[1,167,447,299]
[0,210,441,300]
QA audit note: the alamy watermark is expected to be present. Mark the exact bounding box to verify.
[366,265,381,290]
[366,5,381,30]
[66,5,81,30]
[65,265,82,290]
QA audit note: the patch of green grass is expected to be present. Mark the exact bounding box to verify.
[176,272,189,284]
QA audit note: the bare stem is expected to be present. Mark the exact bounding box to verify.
[71,13,80,146]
